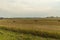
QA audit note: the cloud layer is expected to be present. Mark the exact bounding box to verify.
[0,0,60,17]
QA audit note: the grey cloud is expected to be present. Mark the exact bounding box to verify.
[0,0,60,17]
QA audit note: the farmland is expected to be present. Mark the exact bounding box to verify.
[0,18,60,40]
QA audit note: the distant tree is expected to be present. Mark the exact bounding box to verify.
[46,16,55,18]
[56,16,58,18]
[50,16,54,18]
[0,17,4,19]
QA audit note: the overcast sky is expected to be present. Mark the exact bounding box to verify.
[0,0,60,17]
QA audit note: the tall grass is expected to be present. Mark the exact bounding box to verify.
[0,26,60,39]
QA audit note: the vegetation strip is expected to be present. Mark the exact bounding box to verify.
[0,26,60,39]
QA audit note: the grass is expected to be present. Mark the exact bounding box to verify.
[0,18,60,40]
[0,27,59,40]
[0,26,60,39]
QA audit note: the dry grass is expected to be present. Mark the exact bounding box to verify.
[0,18,60,39]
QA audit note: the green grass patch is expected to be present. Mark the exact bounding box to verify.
[0,28,59,40]
[0,26,60,40]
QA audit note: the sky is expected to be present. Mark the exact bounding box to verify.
[0,0,60,18]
